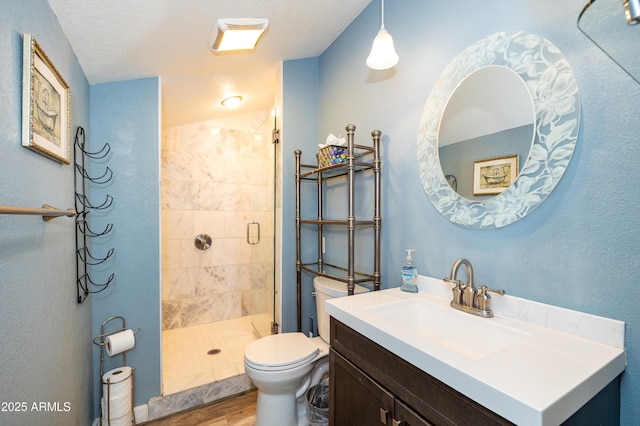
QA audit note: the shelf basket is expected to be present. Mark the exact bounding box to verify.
[317,145,347,167]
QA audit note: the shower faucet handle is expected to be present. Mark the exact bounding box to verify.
[194,234,211,250]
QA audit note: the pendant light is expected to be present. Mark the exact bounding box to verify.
[366,0,399,70]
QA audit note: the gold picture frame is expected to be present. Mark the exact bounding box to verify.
[22,33,71,164]
[473,155,519,196]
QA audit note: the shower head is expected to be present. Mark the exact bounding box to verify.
[623,0,640,24]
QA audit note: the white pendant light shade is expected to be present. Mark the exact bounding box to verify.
[366,28,399,70]
[366,0,398,70]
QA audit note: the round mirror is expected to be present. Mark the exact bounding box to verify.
[438,65,535,200]
[417,31,580,229]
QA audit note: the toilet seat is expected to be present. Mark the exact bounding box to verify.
[245,333,320,372]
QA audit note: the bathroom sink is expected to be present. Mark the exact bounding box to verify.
[326,277,626,426]
[366,297,529,360]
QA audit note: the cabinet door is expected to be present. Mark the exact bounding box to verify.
[393,399,434,426]
[330,350,395,426]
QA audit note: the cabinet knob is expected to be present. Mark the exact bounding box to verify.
[392,419,402,426]
[379,408,389,424]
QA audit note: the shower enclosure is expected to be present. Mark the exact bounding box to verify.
[160,109,277,395]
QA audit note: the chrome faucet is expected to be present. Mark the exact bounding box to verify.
[443,258,504,318]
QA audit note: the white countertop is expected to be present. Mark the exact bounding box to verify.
[325,275,626,426]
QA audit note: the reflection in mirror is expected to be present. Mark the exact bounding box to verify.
[578,0,640,84]
[417,31,581,229]
[438,65,535,200]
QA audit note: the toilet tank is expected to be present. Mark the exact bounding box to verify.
[314,276,369,342]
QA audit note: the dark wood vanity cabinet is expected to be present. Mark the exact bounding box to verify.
[329,317,512,426]
[331,348,431,426]
[329,317,621,426]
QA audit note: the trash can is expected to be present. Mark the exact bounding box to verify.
[306,377,329,426]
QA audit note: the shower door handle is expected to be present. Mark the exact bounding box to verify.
[247,222,260,245]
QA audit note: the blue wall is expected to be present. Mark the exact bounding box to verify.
[0,0,93,424]
[282,0,640,423]
[90,78,162,411]
[281,57,320,333]
[2,0,637,422]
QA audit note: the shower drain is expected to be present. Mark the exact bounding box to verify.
[207,348,222,355]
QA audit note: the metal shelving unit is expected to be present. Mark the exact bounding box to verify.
[295,124,382,331]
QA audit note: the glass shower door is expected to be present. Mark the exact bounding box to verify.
[249,110,278,337]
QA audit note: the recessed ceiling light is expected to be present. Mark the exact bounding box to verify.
[209,18,269,54]
[221,95,243,109]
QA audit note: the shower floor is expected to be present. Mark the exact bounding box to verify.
[162,316,260,396]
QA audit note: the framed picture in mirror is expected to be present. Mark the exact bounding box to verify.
[22,33,71,164]
[473,155,518,196]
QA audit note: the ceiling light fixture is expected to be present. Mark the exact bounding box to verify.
[221,95,243,109]
[209,18,269,54]
[366,0,399,70]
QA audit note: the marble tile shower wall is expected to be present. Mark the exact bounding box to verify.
[161,111,274,330]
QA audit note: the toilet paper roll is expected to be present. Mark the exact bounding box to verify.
[101,393,132,419]
[102,403,134,426]
[105,329,135,356]
[103,378,131,399]
[106,413,134,426]
[102,366,132,384]
[102,366,133,397]
[102,367,133,421]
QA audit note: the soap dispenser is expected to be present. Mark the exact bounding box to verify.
[400,249,418,293]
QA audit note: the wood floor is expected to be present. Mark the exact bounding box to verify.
[142,390,257,426]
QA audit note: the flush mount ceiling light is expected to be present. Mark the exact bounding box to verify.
[209,18,269,54]
[366,0,399,70]
[221,95,243,109]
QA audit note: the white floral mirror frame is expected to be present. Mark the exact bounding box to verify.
[417,31,581,229]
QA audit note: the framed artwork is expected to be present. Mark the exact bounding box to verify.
[22,33,71,164]
[473,155,519,196]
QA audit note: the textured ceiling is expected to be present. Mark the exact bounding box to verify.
[46,0,372,127]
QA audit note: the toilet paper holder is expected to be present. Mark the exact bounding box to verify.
[92,316,141,426]
[92,317,141,359]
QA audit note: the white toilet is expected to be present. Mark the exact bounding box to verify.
[244,276,369,426]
